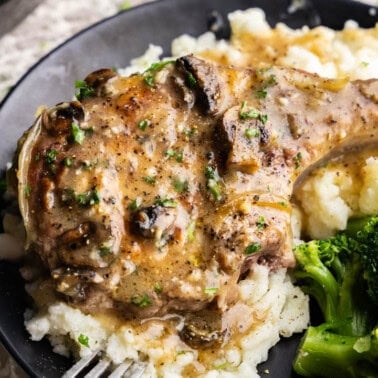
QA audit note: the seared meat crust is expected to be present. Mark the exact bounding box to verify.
[17,56,378,319]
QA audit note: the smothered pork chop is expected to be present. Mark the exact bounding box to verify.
[14,56,377,350]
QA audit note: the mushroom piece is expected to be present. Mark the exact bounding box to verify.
[179,310,225,349]
[52,266,106,301]
[130,205,176,239]
[41,101,84,136]
[83,68,117,97]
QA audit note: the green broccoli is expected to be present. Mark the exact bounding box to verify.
[292,216,378,377]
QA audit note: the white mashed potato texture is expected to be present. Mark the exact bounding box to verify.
[9,7,378,378]
[25,265,308,377]
[295,155,378,239]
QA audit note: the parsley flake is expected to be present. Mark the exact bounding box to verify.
[129,197,142,211]
[154,197,178,208]
[137,119,150,131]
[204,287,218,295]
[131,294,152,307]
[24,184,31,197]
[294,152,303,169]
[143,60,175,88]
[186,72,197,88]
[256,216,266,230]
[256,89,267,99]
[98,246,112,257]
[75,80,95,101]
[165,148,184,163]
[144,176,156,185]
[154,283,162,294]
[78,334,90,348]
[76,189,100,207]
[173,178,189,193]
[118,0,132,10]
[244,242,261,255]
[63,157,73,167]
[245,127,260,139]
[205,165,222,201]
[239,101,268,124]
[45,149,57,165]
[186,220,196,242]
[71,123,86,144]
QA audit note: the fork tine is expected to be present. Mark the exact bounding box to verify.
[83,358,111,378]
[107,360,133,378]
[124,362,147,378]
[61,351,99,378]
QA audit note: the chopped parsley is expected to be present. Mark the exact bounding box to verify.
[71,123,86,144]
[205,165,222,201]
[184,128,197,138]
[244,242,261,255]
[76,189,100,207]
[256,215,266,230]
[245,127,260,139]
[256,89,267,99]
[129,197,141,211]
[186,72,197,88]
[75,80,95,101]
[186,220,196,242]
[143,60,175,88]
[131,294,152,307]
[214,361,231,370]
[255,73,277,99]
[239,101,268,125]
[78,334,90,348]
[165,148,184,163]
[175,151,184,163]
[154,196,178,208]
[154,283,162,294]
[98,246,112,257]
[137,119,150,131]
[165,148,175,158]
[204,287,218,295]
[118,0,132,10]
[173,177,189,193]
[294,152,303,169]
[144,176,156,185]
[24,184,31,197]
[63,157,73,167]
[45,149,57,165]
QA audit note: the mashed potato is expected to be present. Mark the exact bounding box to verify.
[295,150,378,239]
[13,7,378,377]
[26,266,308,377]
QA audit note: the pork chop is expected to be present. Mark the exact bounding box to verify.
[14,56,378,342]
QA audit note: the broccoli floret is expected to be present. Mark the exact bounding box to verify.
[347,217,378,305]
[294,324,378,377]
[293,216,378,377]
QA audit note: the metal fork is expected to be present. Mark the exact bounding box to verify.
[62,351,146,378]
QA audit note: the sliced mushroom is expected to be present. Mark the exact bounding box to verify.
[130,205,176,239]
[52,266,106,301]
[179,310,225,349]
[41,101,84,136]
[84,68,117,97]
[176,55,223,115]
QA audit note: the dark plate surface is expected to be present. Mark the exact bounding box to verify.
[0,0,377,377]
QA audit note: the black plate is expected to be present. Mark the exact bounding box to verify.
[0,0,377,377]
